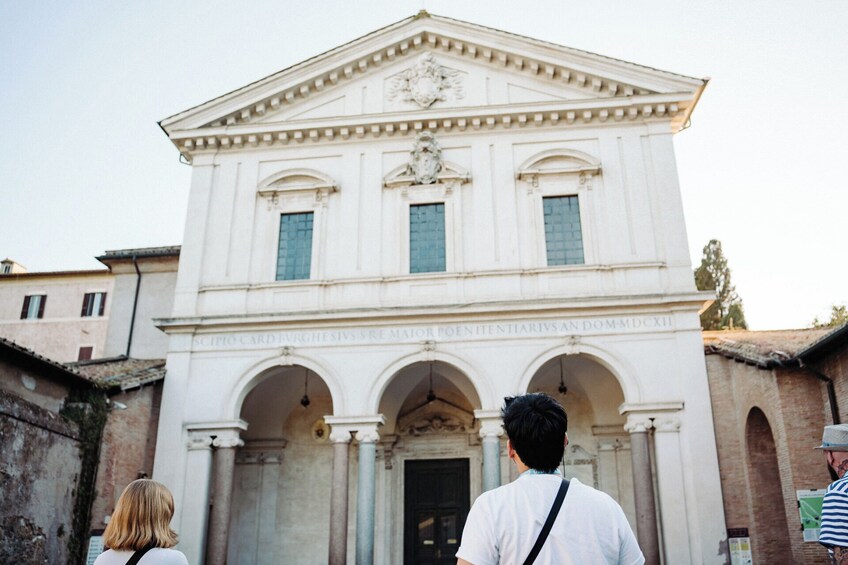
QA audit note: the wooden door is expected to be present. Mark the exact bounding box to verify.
[404,458,470,565]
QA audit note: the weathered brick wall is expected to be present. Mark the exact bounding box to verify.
[0,389,82,564]
[815,344,848,424]
[706,355,832,564]
[89,381,163,532]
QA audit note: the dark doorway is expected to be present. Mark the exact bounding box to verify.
[404,458,470,565]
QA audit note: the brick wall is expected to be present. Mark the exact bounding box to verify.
[706,355,833,564]
[89,382,163,532]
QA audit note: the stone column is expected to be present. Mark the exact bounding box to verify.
[476,412,504,492]
[328,427,353,565]
[653,415,692,565]
[181,433,214,565]
[625,415,660,565]
[206,430,244,565]
[355,425,380,565]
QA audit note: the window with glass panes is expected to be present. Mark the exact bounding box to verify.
[543,196,584,265]
[409,203,446,273]
[20,295,46,319]
[81,292,107,317]
[276,212,314,280]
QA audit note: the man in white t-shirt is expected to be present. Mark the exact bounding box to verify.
[456,393,644,565]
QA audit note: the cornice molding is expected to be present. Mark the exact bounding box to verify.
[174,94,688,160]
[153,289,708,333]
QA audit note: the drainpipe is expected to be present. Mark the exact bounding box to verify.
[798,360,841,425]
[126,255,141,357]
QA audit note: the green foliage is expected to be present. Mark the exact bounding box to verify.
[812,304,848,328]
[694,239,748,330]
[60,387,109,565]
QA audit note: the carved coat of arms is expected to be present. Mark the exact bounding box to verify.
[407,131,442,185]
[389,53,464,108]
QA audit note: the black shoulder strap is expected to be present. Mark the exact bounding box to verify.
[522,478,570,565]
[125,546,154,565]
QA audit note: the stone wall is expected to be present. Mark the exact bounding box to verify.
[0,389,82,564]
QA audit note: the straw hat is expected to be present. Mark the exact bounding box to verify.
[815,424,848,451]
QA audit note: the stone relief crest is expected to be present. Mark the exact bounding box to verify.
[407,131,442,185]
[389,52,464,108]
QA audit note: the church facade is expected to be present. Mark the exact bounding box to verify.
[155,13,727,564]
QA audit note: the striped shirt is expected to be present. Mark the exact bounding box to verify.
[819,474,848,552]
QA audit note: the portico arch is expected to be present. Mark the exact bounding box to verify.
[521,343,637,537]
[518,341,641,404]
[223,356,342,564]
[368,350,494,414]
[371,352,493,564]
[226,353,345,421]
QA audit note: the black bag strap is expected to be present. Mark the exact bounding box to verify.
[522,478,570,565]
[125,545,154,565]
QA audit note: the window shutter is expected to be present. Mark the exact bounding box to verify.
[81,293,91,317]
[98,293,107,316]
[37,295,46,319]
[20,296,30,319]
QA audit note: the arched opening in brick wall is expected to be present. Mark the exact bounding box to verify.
[745,407,791,562]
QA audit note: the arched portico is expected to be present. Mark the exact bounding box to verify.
[226,353,345,421]
[200,360,341,565]
[368,350,494,414]
[370,356,495,565]
[517,341,642,403]
[522,346,664,565]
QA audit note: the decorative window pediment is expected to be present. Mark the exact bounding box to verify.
[383,160,470,190]
[257,168,338,209]
[383,131,470,191]
[517,149,601,188]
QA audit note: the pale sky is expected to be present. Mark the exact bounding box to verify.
[1,1,845,330]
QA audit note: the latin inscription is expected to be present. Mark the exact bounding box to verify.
[191,315,674,351]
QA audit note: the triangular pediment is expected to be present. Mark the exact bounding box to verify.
[161,13,706,140]
[249,51,615,126]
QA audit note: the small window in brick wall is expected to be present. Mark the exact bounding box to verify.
[81,292,107,317]
[78,347,93,361]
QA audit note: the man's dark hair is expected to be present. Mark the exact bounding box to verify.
[502,393,568,472]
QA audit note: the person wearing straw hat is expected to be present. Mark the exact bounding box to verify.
[817,423,848,564]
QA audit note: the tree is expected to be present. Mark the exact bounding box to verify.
[812,304,848,328]
[694,239,748,330]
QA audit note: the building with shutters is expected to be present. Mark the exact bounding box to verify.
[153,12,729,565]
[0,265,114,362]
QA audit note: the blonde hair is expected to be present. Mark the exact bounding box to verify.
[103,479,179,550]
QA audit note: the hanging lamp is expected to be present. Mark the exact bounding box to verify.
[426,362,437,403]
[558,358,568,396]
[300,367,311,408]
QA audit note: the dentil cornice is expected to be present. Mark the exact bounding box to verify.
[174,94,688,161]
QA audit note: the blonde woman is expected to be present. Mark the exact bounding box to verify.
[94,479,188,565]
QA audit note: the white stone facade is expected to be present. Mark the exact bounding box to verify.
[154,13,727,564]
